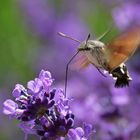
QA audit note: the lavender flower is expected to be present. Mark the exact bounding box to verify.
[68,123,94,140]
[3,69,93,140]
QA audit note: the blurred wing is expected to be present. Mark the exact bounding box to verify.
[106,26,140,71]
[70,52,90,70]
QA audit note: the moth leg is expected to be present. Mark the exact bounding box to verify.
[95,66,107,77]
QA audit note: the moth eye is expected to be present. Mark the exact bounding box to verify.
[88,43,97,48]
[90,42,96,46]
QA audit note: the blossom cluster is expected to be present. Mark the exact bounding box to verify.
[3,70,93,140]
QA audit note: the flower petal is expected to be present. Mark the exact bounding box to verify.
[68,129,81,140]
[27,78,43,94]
[39,70,53,90]
[83,123,93,137]
[75,127,84,137]
[12,84,26,98]
[3,99,18,115]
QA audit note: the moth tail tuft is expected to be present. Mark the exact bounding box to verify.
[110,64,132,88]
[114,77,132,88]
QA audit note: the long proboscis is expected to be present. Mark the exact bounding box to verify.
[65,51,80,97]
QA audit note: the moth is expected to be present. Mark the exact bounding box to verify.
[58,26,140,94]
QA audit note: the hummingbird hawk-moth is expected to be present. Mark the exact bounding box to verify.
[58,26,140,94]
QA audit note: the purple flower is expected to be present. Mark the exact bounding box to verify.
[27,78,43,94]
[68,123,93,140]
[3,99,24,117]
[56,89,72,116]
[12,84,27,98]
[39,69,54,91]
[3,99,18,115]
[3,69,93,140]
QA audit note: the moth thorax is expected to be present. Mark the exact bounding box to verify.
[78,40,105,50]
[85,40,107,69]
[87,40,105,49]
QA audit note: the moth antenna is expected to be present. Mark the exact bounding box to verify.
[58,32,81,43]
[85,34,91,47]
[86,34,91,42]
[65,51,80,97]
[97,24,113,41]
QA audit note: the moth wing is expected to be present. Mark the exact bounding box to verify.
[70,52,90,70]
[105,26,140,71]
